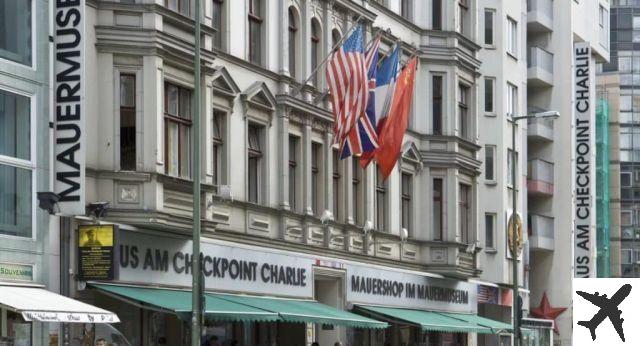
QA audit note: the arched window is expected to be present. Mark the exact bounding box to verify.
[288,7,298,78]
[331,29,341,49]
[311,18,321,86]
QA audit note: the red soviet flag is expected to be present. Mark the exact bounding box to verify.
[373,56,417,179]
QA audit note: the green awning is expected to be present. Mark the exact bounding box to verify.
[91,284,278,323]
[438,312,512,334]
[354,305,501,334]
[215,294,388,329]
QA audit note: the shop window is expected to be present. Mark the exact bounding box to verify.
[311,142,322,216]
[0,0,31,66]
[248,124,264,204]
[248,0,263,65]
[288,7,299,78]
[164,82,192,178]
[212,110,225,186]
[212,0,224,49]
[120,74,136,171]
[0,89,32,238]
[1,309,32,344]
[433,178,444,240]
[332,149,342,221]
[432,75,443,134]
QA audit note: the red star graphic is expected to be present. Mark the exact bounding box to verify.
[530,292,567,335]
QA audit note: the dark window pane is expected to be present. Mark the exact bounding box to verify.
[0,89,30,160]
[212,0,223,48]
[120,75,136,171]
[0,164,32,238]
[432,76,443,134]
[433,178,443,240]
[432,0,442,30]
[484,78,494,112]
[484,10,493,45]
[0,0,32,65]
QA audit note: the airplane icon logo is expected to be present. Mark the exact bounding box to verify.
[576,284,632,342]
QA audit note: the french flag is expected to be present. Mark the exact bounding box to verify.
[360,45,400,167]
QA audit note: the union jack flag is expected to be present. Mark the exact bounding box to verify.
[340,37,381,158]
[326,26,369,148]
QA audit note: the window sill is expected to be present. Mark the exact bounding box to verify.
[484,44,496,50]
[485,180,497,186]
[485,248,497,254]
[484,112,496,117]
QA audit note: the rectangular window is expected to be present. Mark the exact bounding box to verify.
[248,124,263,203]
[0,0,31,65]
[376,169,387,231]
[212,110,224,186]
[484,10,494,46]
[485,145,496,182]
[164,83,192,178]
[332,149,342,221]
[352,157,362,225]
[622,249,633,264]
[311,142,322,216]
[459,184,471,244]
[507,83,518,118]
[166,0,190,16]
[433,178,443,240]
[1,309,32,344]
[485,213,496,250]
[0,89,32,238]
[401,173,413,233]
[120,74,136,171]
[622,172,632,187]
[212,0,223,48]
[432,75,443,134]
[507,149,518,187]
[432,0,442,30]
[622,210,633,226]
[507,17,518,57]
[248,0,263,65]
[289,135,299,211]
[401,0,411,20]
[484,78,494,113]
[458,0,468,35]
[458,84,469,139]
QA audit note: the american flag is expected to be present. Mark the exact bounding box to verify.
[478,285,499,304]
[340,37,381,158]
[326,25,369,148]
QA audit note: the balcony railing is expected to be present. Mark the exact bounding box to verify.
[527,0,553,32]
[527,116,554,142]
[527,159,554,196]
[528,214,554,251]
[527,47,554,87]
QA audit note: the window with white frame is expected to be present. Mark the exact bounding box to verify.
[120,74,136,171]
[484,77,495,113]
[485,213,496,250]
[288,7,299,78]
[212,0,224,49]
[164,82,192,178]
[485,145,496,182]
[248,0,263,65]
[248,123,264,204]
[375,168,387,231]
[311,142,322,216]
[0,89,32,238]
[212,110,225,186]
[166,0,190,16]
[507,149,518,187]
[0,0,32,66]
[484,9,495,46]
[401,172,413,234]
[332,149,342,221]
[289,135,300,211]
[507,17,518,57]
[507,82,518,118]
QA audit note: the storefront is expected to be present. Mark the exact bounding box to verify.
[77,228,511,345]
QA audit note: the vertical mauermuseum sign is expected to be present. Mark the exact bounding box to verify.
[573,42,596,278]
[54,0,86,215]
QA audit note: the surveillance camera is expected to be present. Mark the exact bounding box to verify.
[363,220,374,233]
[401,228,408,241]
[321,210,334,225]
[87,202,110,219]
[37,192,60,215]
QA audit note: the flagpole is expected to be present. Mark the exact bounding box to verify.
[290,15,366,97]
